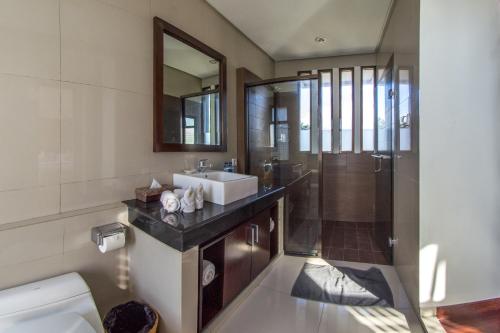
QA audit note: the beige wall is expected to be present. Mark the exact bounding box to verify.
[202,75,219,89]
[377,0,420,313]
[419,0,500,308]
[274,53,376,77]
[164,66,202,97]
[0,0,274,314]
[0,205,130,316]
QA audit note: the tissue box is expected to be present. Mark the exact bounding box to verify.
[135,184,176,202]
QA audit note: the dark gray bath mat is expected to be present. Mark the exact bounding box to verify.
[291,263,394,307]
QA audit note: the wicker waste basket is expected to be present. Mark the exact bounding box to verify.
[103,301,159,333]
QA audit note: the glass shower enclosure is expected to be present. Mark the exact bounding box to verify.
[246,76,322,256]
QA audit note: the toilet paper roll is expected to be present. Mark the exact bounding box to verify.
[99,232,126,253]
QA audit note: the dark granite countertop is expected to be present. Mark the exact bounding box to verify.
[123,185,285,252]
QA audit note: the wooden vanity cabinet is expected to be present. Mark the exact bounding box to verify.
[249,208,271,279]
[222,220,253,306]
[200,203,278,331]
[222,208,271,306]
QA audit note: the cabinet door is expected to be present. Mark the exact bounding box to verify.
[250,209,271,279]
[223,221,252,306]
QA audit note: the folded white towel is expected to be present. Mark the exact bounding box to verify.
[202,260,216,286]
[195,183,204,210]
[181,186,196,213]
[173,188,186,197]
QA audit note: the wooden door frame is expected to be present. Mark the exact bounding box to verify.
[236,68,262,174]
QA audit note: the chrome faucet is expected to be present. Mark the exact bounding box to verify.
[198,159,210,174]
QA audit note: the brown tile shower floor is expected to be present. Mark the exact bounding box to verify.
[322,221,391,265]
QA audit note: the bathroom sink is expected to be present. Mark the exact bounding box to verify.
[173,171,258,205]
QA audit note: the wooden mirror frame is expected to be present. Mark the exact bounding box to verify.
[153,17,227,152]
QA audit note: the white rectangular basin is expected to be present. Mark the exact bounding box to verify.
[173,171,258,205]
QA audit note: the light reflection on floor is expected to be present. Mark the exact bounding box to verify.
[215,255,425,333]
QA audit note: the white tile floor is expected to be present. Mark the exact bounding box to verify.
[217,255,425,333]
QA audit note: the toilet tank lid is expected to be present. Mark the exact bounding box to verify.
[0,273,90,317]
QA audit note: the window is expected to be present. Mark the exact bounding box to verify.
[399,69,411,151]
[203,94,211,144]
[377,68,389,151]
[340,69,353,152]
[270,109,275,148]
[184,116,195,144]
[362,67,375,151]
[270,107,288,148]
[299,80,311,152]
[320,70,332,152]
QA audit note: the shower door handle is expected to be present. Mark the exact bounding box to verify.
[372,154,383,173]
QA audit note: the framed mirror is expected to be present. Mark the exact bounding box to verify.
[154,17,227,152]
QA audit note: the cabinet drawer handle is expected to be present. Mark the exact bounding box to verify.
[248,226,255,246]
[251,224,259,244]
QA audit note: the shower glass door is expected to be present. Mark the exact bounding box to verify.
[374,58,394,264]
[246,76,321,256]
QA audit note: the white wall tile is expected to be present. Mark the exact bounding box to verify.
[61,82,151,183]
[0,0,60,80]
[63,246,130,314]
[149,152,228,183]
[0,220,64,267]
[63,245,128,287]
[0,186,60,225]
[61,0,152,94]
[0,255,64,290]
[61,174,150,212]
[0,74,60,192]
[63,206,128,252]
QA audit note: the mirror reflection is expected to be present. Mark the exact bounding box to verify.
[162,33,221,146]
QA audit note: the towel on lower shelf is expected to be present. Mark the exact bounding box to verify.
[202,260,216,286]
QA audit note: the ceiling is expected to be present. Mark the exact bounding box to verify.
[163,34,219,79]
[206,0,393,61]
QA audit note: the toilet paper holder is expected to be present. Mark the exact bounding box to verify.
[91,223,127,246]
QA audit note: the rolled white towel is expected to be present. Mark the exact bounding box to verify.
[202,260,216,286]
[160,191,181,213]
[270,218,275,232]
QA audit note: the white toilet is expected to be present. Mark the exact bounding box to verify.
[0,273,104,333]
